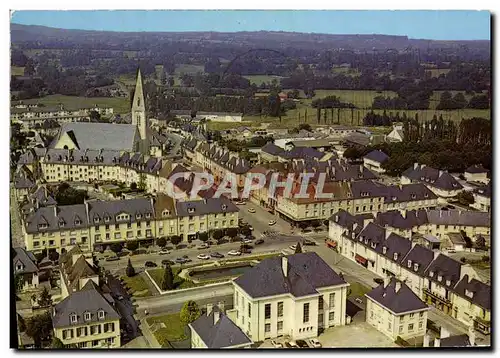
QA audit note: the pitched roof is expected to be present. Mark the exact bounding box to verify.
[399,244,435,277]
[383,183,437,203]
[426,210,490,227]
[52,280,120,328]
[175,197,238,217]
[424,254,462,288]
[374,209,429,230]
[13,247,38,274]
[363,150,389,163]
[190,309,252,348]
[25,204,88,234]
[329,209,366,235]
[366,278,428,314]
[474,184,491,198]
[440,334,471,347]
[453,275,491,311]
[52,122,138,151]
[447,232,466,245]
[234,252,346,299]
[402,164,463,191]
[465,165,489,174]
[86,198,154,225]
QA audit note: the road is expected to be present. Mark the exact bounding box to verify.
[238,201,293,238]
[10,183,25,248]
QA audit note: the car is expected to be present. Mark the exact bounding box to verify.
[448,249,456,254]
[309,338,322,348]
[175,257,188,264]
[197,254,210,260]
[235,201,246,205]
[242,238,253,244]
[210,252,224,258]
[355,297,363,304]
[248,225,253,231]
[247,208,256,213]
[268,220,276,226]
[289,244,297,251]
[271,340,283,348]
[116,295,124,301]
[254,239,264,245]
[286,341,299,348]
[227,250,241,256]
[161,259,174,266]
[296,340,309,348]
[105,256,120,262]
[303,239,316,246]
[198,243,209,249]
[182,255,192,262]
[158,249,170,255]
[144,261,157,268]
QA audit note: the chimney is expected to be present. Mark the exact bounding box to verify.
[401,209,406,218]
[468,324,475,346]
[218,301,225,313]
[213,310,220,325]
[434,338,440,348]
[395,281,401,293]
[440,326,450,339]
[282,256,288,277]
[383,276,390,287]
[206,303,213,316]
[413,162,418,170]
[423,331,430,347]
[385,229,391,239]
[438,170,443,177]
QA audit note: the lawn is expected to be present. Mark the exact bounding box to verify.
[148,267,197,291]
[11,66,24,76]
[22,94,130,115]
[243,75,284,86]
[312,89,398,109]
[347,282,371,298]
[121,273,151,297]
[175,64,205,75]
[146,313,187,347]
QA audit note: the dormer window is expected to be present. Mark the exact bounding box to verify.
[413,263,419,271]
[446,279,451,286]
[84,312,91,321]
[136,213,142,219]
[162,210,170,217]
[98,310,105,320]
[188,208,195,214]
[392,196,397,201]
[429,271,434,277]
[94,217,100,223]
[75,219,81,225]
[70,313,77,324]
[438,275,442,282]
[145,213,151,219]
[407,260,412,268]
[222,204,227,211]
[38,223,48,229]
[104,216,110,222]
[424,193,429,198]
[393,253,398,260]
[465,289,474,298]
[382,246,387,254]
[370,242,376,249]
[59,220,65,227]
[411,194,416,199]
[364,238,368,244]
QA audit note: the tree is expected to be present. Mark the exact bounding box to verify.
[110,242,123,255]
[475,235,487,250]
[14,273,24,293]
[180,300,201,325]
[211,229,223,242]
[295,242,303,254]
[126,240,139,252]
[48,251,59,263]
[456,191,474,206]
[126,258,136,277]
[156,237,167,248]
[170,235,182,247]
[198,232,209,242]
[161,264,174,291]
[25,312,53,348]
[226,228,238,239]
[130,182,137,190]
[51,337,64,349]
[89,110,101,122]
[38,287,52,307]
[298,123,312,132]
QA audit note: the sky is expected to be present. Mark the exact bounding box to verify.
[11,10,490,40]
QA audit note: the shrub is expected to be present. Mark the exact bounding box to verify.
[126,240,139,252]
[156,237,167,248]
[180,300,201,325]
[126,258,136,277]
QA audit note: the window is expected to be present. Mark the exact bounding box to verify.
[388,322,392,330]
[408,323,414,332]
[98,310,105,320]
[399,326,403,334]
[329,293,335,307]
[370,311,374,319]
[92,340,99,347]
[277,321,283,331]
[419,312,424,318]
[248,303,251,318]
[303,303,310,323]
[265,304,271,319]
[265,323,271,333]
[70,313,77,323]
[400,315,404,322]
[84,312,91,321]
[419,321,423,329]
[277,302,283,317]
[329,311,335,321]
[410,313,414,318]
[318,296,324,310]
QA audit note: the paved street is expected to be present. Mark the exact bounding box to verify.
[238,201,293,237]
[10,183,25,248]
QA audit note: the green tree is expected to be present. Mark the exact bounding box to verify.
[198,232,209,242]
[25,311,53,348]
[298,123,312,132]
[170,235,182,247]
[48,251,59,263]
[295,242,303,254]
[180,300,201,325]
[89,110,101,122]
[14,273,24,293]
[156,237,167,248]
[126,240,139,252]
[110,242,123,255]
[126,258,136,277]
[161,264,174,291]
[211,229,223,242]
[130,182,138,190]
[51,337,65,349]
[38,287,52,307]
[456,191,474,206]
[226,228,238,239]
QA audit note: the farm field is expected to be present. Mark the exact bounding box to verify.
[174,64,204,75]
[243,75,284,86]
[425,68,451,78]
[22,94,130,115]
[11,66,24,76]
[429,90,487,109]
[312,89,398,109]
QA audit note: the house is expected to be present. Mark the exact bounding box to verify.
[441,232,467,252]
[286,139,333,152]
[13,247,39,291]
[471,184,490,212]
[363,150,389,173]
[424,326,475,347]
[13,165,36,202]
[401,163,463,199]
[189,305,253,349]
[464,165,489,184]
[232,252,349,341]
[366,278,429,341]
[386,126,404,143]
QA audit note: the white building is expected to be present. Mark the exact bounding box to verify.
[231,253,349,342]
[464,165,489,185]
[363,150,389,173]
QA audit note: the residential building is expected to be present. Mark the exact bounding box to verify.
[13,247,39,291]
[13,165,36,202]
[424,326,475,347]
[441,232,467,252]
[366,278,429,341]
[386,125,404,143]
[464,165,489,184]
[401,163,463,199]
[189,305,252,349]
[471,184,491,212]
[232,253,349,341]
[363,150,389,173]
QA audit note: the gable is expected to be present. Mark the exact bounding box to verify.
[53,131,79,150]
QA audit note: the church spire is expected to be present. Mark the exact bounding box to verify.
[131,68,147,143]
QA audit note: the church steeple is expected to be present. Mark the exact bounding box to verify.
[132,68,147,141]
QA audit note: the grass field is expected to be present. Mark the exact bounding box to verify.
[121,274,151,297]
[429,90,486,110]
[312,89,398,109]
[425,68,451,78]
[175,64,205,75]
[22,94,130,114]
[11,66,24,76]
[147,313,187,347]
[148,267,197,291]
[244,75,284,86]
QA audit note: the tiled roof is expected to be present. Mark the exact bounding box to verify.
[234,252,346,299]
[366,278,428,314]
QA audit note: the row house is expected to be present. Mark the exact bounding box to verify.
[401,163,463,200]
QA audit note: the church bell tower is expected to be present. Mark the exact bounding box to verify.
[131,68,148,153]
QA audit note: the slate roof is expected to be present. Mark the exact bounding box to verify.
[44,148,122,166]
[374,209,428,230]
[329,209,365,235]
[366,278,428,314]
[190,308,252,348]
[52,280,120,328]
[350,180,386,199]
[399,244,435,277]
[25,204,88,234]
[474,185,491,198]
[86,198,154,225]
[465,165,489,174]
[426,210,490,227]
[447,232,466,245]
[383,183,437,203]
[13,167,36,190]
[402,164,463,191]
[364,150,389,163]
[13,247,38,274]
[182,137,199,151]
[52,122,138,151]
[288,139,332,148]
[440,334,471,347]
[380,233,412,265]
[175,197,238,217]
[453,275,491,311]
[234,252,346,299]
[424,254,462,288]
[261,142,285,156]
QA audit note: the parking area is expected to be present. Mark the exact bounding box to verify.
[318,322,398,348]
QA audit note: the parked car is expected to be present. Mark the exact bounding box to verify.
[254,239,264,245]
[242,238,253,244]
[105,256,120,262]
[271,340,283,348]
[197,254,210,260]
[235,201,246,205]
[248,225,253,231]
[228,250,241,256]
[302,239,316,246]
[175,257,188,264]
[198,243,209,249]
[159,249,170,255]
[182,255,192,262]
[355,297,363,304]
[268,220,277,226]
[144,261,157,268]
[289,244,297,251]
[296,340,309,348]
[309,338,322,348]
[210,252,224,258]
[373,278,384,285]
[247,208,256,213]
[286,341,298,348]
[161,259,174,266]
